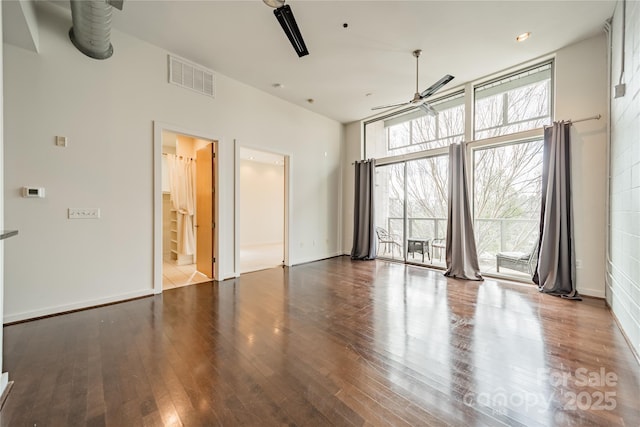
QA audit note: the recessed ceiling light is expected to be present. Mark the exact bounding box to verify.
[307,98,315,104]
[516,32,531,42]
[365,92,373,97]
[272,83,284,89]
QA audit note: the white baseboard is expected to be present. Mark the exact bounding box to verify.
[0,372,12,411]
[0,373,7,396]
[579,287,606,299]
[292,251,343,266]
[3,289,155,323]
[222,273,239,280]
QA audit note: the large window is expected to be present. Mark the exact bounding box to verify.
[374,155,448,267]
[375,163,405,260]
[474,63,552,139]
[473,140,543,278]
[364,60,552,281]
[406,156,448,243]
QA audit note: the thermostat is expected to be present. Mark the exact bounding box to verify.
[22,187,45,198]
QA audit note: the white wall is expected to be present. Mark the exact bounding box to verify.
[3,3,343,322]
[555,34,609,298]
[2,0,39,53]
[0,0,9,396]
[240,160,284,246]
[608,0,640,358]
[342,34,609,297]
[342,121,362,254]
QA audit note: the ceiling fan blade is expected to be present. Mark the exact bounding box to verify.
[419,102,438,116]
[420,74,455,99]
[371,101,411,111]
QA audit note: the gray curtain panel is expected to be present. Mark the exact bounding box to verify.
[533,122,580,299]
[445,143,483,280]
[351,159,377,260]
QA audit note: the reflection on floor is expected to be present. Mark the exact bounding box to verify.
[4,257,638,425]
[380,245,533,281]
[163,259,211,290]
[240,243,283,274]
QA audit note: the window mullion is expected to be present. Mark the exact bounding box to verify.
[502,92,509,127]
[464,82,474,142]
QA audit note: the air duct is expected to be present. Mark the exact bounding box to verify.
[69,0,123,60]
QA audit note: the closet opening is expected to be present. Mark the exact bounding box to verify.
[158,129,218,290]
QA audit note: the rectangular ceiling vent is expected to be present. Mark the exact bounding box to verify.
[168,54,215,98]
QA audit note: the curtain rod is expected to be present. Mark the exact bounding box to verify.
[564,113,602,124]
[162,153,194,161]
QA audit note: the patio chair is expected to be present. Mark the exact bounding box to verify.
[496,240,539,276]
[375,227,402,257]
[431,238,446,261]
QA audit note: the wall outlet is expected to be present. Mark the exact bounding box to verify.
[68,208,100,219]
[576,259,583,269]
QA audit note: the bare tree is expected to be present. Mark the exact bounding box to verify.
[473,140,543,257]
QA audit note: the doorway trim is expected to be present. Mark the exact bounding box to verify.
[234,141,291,276]
[153,121,220,293]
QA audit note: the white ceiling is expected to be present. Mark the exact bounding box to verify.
[12,1,618,124]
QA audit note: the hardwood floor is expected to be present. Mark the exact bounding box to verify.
[2,257,639,426]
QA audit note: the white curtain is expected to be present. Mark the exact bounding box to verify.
[167,154,196,256]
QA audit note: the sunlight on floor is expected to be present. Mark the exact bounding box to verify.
[379,245,533,282]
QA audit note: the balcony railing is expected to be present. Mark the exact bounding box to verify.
[384,216,537,256]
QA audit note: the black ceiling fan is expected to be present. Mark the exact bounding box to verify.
[372,49,454,114]
[263,0,309,57]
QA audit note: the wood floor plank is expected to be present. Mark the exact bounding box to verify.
[2,257,639,426]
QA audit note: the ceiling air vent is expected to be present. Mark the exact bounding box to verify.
[168,55,215,98]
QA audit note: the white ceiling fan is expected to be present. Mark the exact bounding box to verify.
[372,49,454,115]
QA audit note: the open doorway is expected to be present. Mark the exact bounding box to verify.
[155,126,218,291]
[238,147,286,273]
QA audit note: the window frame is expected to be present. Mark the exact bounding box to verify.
[469,136,545,278]
[384,91,466,153]
[362,58,554,282]
[363,58,555,161]
[472,61,554,139]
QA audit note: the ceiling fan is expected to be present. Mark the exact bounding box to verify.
[372,49,454,114]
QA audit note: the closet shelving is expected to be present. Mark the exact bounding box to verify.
[170,208,178,261]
